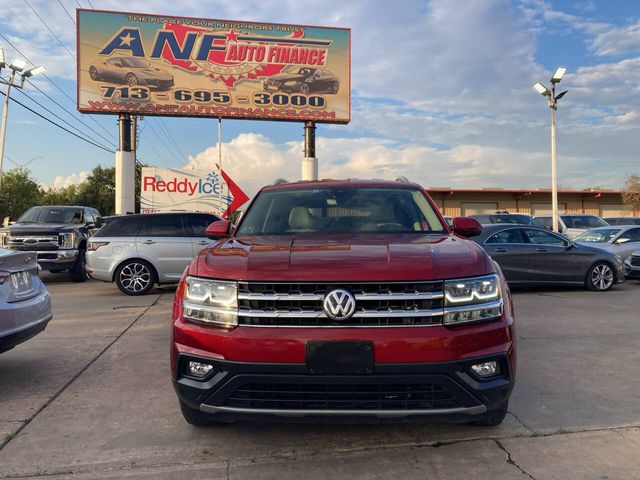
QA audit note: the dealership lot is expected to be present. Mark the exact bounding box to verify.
[1,276,639,479]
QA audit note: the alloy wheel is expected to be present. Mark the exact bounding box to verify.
[590,264,614,291]
[126,73,138,86]
[119,262,152,293]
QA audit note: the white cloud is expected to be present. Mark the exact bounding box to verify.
[52,171,88,189]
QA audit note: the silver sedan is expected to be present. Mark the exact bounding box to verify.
[574,225,640,260]
[0,248,52,353]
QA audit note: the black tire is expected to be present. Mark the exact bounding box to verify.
[586,262,615,291]
[300,83,310,95]
[125,73,138,86]
[330,82,339,94]
[115,259,156,296]
[89,66,99,81]
[179,400,224,426]
[68,248,88,283]
[468,401,508,427]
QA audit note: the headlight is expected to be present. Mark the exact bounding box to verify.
[59,232,77,248]
[0,233,7,247]
[182,276,238,328]
[284,80,299,85]
[443,274,502,326]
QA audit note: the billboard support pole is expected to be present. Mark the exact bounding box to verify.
[116,113,135,215]
[302,121,317,181]
[217,117,223,217]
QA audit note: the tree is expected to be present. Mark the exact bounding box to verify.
[0,168,42,221]
[75,165,116,215]
[622,174,640,213]
[41,184,79,206]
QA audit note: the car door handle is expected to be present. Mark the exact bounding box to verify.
[141,240,156,245]
[537,248,547,252]
[494,248,507,252]
[196,240,210,245]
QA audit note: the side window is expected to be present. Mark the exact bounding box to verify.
[536,217,552,229]
[139,214,185,237]
[522,228,567,246]
[93,216,146,237]
[621,228,640,242]
[485,229,524,244]
[84,209,95,224]
[184,215,219,237]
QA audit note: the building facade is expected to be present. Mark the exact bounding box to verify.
[426,188,634,218]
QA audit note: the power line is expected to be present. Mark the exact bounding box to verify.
[156,118,190,162]
[55,0,76,24]
[145,120,186,166]
[0,32,118,143]
[23,0,76,61]
[0,90,114,154]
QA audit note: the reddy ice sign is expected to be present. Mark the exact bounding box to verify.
[140,167,249,217]
[77,9,350,123]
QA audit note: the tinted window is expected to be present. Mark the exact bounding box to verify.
[84,209,95,224]
[18,206,83,224]
[485,229,524,244]
[522,228,567,246]
[561,215,608,228]
[94,216,147,237]
[536,217,552,229]
[139,214,184,237]
[236,187,446,235]
[619,228,640,242]
[184,214,219,236]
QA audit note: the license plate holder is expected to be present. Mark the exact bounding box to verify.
[306,341,373,375]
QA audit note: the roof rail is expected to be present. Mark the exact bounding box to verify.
[395,176,411,183]
[272,178,289,185]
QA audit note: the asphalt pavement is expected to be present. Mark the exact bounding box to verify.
[1,274,639,479]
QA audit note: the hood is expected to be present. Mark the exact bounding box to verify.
[2,223,78,234]
[192,234,489,282]
[140,68,172,79]
[268,73,305,82]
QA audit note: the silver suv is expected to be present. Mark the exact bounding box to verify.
[86,213,219,295]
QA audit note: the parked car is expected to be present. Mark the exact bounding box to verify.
[535,214,609,238]
[88,56,174,90]
[86,212,220,295]
[604,217,640,226]
[263,67,340,95]
[0,205,103,282]
[172,179,515,427]
[0,248,52,353]
[471,213,541,226]
[624,250,640,279]
[574,225,640,260]
[473,224,624,291]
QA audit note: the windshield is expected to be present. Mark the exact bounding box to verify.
[575,228,621,243]
[236,187,447,235]
[561,215,609,228]
[121,58,149,68]
[282,66,314,75]
[18,206,84,224]
[485,214,537,225]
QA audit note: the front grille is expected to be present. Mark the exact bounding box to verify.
[238,281,444,327]
[7,235,60,251]
[631,255,640,267]
[224,382,461,411]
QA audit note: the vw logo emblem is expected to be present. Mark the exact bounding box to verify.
[323,289,356,320]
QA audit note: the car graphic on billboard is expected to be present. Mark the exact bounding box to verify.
[263,67,340,95]
[88,57,175,91]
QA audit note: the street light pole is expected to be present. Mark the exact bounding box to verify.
[533,67,567,233]
[0,69,14,190]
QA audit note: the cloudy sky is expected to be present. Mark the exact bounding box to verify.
[1,0,640,197]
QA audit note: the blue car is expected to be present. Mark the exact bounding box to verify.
[0,248,52,353]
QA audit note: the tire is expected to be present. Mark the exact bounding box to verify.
[115,259,156,296]
[300,84,310,95]
[468,401,508,427]
[89,66,99,81]
[125,73,138,86]
[330,82,339,94]
[586,262,615,291]
[179,400,224,426]
[68,248,88,283]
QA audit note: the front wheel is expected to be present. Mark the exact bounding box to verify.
[125,73,138,86]
[300,84,310,94]
[68,248,88,283]
[89,66,99,81]
[115,260,156,295]
[586,262,615,291]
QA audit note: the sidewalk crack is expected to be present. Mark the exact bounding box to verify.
[494,439,536,480]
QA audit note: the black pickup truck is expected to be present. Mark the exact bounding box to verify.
[0,205,103,282]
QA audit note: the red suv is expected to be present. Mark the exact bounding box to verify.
[171,179,515,426]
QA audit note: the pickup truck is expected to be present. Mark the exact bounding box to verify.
[0,205,104,282]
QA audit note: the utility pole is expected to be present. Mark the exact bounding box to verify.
[302,121,318,181]
[116,113,135,214]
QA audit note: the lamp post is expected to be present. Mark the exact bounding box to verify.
[0,47,46,190]
[533,67,568,233]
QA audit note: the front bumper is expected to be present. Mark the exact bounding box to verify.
[14,249,78,271]
[173,353,514,420]
[0,288,52,353]
[624,259,640,279]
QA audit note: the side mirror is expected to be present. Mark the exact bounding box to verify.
[616,237,631,244]
[205,220,232,240]
[452,217,483,238]
[95,218,104,228]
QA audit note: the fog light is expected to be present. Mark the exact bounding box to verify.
[470,361,499,378]
[187,361,214,378]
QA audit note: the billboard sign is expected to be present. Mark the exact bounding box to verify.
[77,9,350,123]
[140,166,249,217]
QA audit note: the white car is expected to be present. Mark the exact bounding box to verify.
[574,225,640,260]
[535,214,609,239]
[0,248,52,353]
[86,212,220,295]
